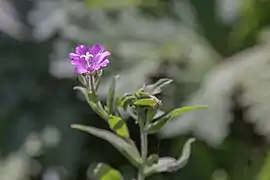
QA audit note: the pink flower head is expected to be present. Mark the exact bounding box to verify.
[69,44,110,74]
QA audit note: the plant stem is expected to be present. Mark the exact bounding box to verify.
[138,110,148,180]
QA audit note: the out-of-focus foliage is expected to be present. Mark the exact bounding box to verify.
[1,0,270,180]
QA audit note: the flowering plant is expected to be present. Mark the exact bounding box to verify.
[69,44,207,180]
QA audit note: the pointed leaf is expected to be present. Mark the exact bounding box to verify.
[146,108,157,122]
[108,116,130,138]
[120,95,137,110]
[169,105,209,118]
[74,86,91,103]
[144,138,195,176]
[93,163,123,180]
[144,78,173,95]
[74,86,109,120]
[147,154,159,166]
[147,116,171,134]
[107,75,118,115]
[71,124,142,167]
[134,99,157,107]
[78,75,87,86]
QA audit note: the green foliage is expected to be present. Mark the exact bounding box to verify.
[147,105,208,134]
[144,138,195,177]
[71,124,142,167]
[108,115,130,138]
[93,163,123,180]
[168,106,209,118]
[134,99,157,107]
[107,76,118,115]
[143,78,173,95]
[72,75,200,179]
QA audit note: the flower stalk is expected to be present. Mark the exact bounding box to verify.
[138,123,148,180]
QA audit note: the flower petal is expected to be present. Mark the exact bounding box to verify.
[75,65,88,74]
[70,58,86,66]
[92,51,111,65]
[75,45,89,55]
[69,53,79,59]
[99,59,109,67]
[89,44,104,55]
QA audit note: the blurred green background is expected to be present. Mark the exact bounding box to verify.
[1,0,270,179]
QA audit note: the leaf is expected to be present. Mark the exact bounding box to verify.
[74,86,91,103]
[147,154,159,166]
[134,99,157,107]
[108,116,130,138]
[147,116,171,134]
[144,138,195,177]
[71,124,142,167]
[74,86,109,120]
[120,95,136,110]
[146,108,157,122]
[78,75,87,86]
[107,75,118,115]
[144,78,173,95]
[169,105,209,118]
[93,163,123,180]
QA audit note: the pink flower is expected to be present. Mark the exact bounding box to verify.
[69,44,110,74]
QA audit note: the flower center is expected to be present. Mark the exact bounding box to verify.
[80,52,93,67]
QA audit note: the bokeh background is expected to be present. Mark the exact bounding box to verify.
[1,0,270,180]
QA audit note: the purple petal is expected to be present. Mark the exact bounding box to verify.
[92,51,111,65]
[89,44,104,55]
[75,65,88,74]
[99,59,109,67]
[70,58,86,66]
[69,53,79,59]
[75,45,89,55]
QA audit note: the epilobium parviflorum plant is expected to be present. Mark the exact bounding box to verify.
[69,44,208,180]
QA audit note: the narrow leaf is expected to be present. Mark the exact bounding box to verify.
[107,76,118,115]
[169,105,209,118]
[93,163,123,180]
[134,99,157,107]
[108,116,130,138]
[144,78,173,95]
[73,86,91,103]
[146,116,171,134]
[120,95,136,110]
[74,86,109,120]
[146,108,157,122]
[144,138,195,176]
[147,154,159,166]
[71,124,142,167]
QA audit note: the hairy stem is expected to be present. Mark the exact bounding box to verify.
[138,109,148,180]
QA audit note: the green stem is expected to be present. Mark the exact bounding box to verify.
[138,109,148,180]
[88,75,98,103]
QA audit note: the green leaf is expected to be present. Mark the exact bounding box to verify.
[71,124,142,167]
[147,154,159,166]
[169,105,209,118]
[144,78,173,95]
[108,116,130,138]
[93,163,123,180]
[147,106,208,134]
[146,108,157,122]
[145,138,195,177]
[146,116,171,134]
[78,75,87,86]
[120,95,136,110]
[74,86,109,120]
[134,99,157,107]
[107,76,118,115]
[73,86,91,102]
